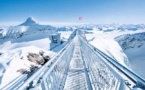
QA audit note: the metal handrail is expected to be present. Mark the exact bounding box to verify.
[78,34,145,89]
[1,30,76,90]
[17,35,75,90]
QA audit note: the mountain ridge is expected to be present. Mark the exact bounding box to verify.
[19,17,38,26]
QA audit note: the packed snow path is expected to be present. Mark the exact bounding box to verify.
[64,39,92,90]
[1,30,145,90]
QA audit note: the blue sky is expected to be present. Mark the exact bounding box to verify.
[0,0,145,25]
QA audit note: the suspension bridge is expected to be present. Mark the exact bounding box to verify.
[1,30,145,90]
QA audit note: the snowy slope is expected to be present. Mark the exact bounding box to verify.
[85,32,130,68]
[0,38,51,53]
[83,25,145,79]
[0,46,55,88]
[0,18,73,88]
[115,32,145,78]
[0,30,72,88]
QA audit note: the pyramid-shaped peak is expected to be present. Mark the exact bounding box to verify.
[20,17,38,26]
[26,17,35,22]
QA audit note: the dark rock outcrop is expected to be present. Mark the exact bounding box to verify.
[17,51,51,74]
[27,51,50,65]
[27,53,44,65]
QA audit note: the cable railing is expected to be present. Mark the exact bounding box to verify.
[78,34,145,90]
[94,45,145,89]
[78,36,125,90]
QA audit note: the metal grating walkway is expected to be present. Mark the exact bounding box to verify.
[64,40,91,90]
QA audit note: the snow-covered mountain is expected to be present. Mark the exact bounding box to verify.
[115,32,145,78]
[70,24,145,31]
[57,26,74,31]
[118,24,145,30]
[20,17,38,26]
[0,17,57,44]
[115,32,145,50]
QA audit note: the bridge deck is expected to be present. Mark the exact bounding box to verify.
[64,41,91,90]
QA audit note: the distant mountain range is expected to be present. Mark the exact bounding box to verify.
[56,24,145,31]
[0,17,57,43]
[115,32,145,50]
